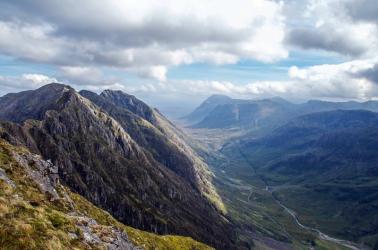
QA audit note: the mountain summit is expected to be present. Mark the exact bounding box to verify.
[0,83,236,249]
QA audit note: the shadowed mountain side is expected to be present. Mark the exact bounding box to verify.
[222,110,378,248]
[80,89,225,212]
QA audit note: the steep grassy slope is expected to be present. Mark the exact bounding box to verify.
[0,139,212,250]
[0,83,235,249]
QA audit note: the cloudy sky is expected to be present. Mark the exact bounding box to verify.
[0,0,378,116]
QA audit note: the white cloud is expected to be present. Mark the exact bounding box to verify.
[2,0,378,105]
[59,66,108,85]
[133,66,167,82]
[125,59,378,102]
[0,74,57,95]
[22,74,57,86]
[287,60,378,100]
[0,0,288,81]
[287,0,378,57]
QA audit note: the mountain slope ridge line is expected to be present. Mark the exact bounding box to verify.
[0,83,237,249]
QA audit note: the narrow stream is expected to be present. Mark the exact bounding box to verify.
[237,146,368,250]
[271,190,366,250]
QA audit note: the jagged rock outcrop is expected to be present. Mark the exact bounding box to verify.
[0,138,213,250]
[80,89,225,212]
[0,139,139,249]
[0,83,235,249]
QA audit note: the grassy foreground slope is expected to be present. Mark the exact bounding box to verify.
[0,138,212,250]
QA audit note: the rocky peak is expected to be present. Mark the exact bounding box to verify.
[203,94,232,105]
[81,90,225,213]
[100,89,157,125]
[0,83,76,123]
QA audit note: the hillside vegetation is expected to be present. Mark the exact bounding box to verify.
[0,138,213,249]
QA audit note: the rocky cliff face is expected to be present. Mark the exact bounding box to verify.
[0,138,213,250]
[80,89,225,212]
[0,83,235,249]
[0,138,137,249]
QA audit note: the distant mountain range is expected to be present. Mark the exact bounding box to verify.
[184,95,378,130]
[0,83,236,249]
[238,109,378,184]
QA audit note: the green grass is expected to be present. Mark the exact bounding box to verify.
[274,184,378,248]
[220,137,378,249]
[70,191,212,250]
[205,146,361,250]
[0,139,213,250]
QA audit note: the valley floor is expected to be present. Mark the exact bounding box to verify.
[183,127,371,250]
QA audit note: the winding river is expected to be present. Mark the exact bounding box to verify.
[271,189,367,250]
[236,146,368,250]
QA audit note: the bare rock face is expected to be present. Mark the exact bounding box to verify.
[0,83,236,249]
[73,215,138,250]
[13,152,60,200]
[0,168,15,188]
[0,139,139,250]
[80,89,224,212]
[100,90,157,125]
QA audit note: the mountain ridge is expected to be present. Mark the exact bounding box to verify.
[187,95,378,130]
[0,83,236,249]
[80,89,225,212]
[0,138,213,250]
